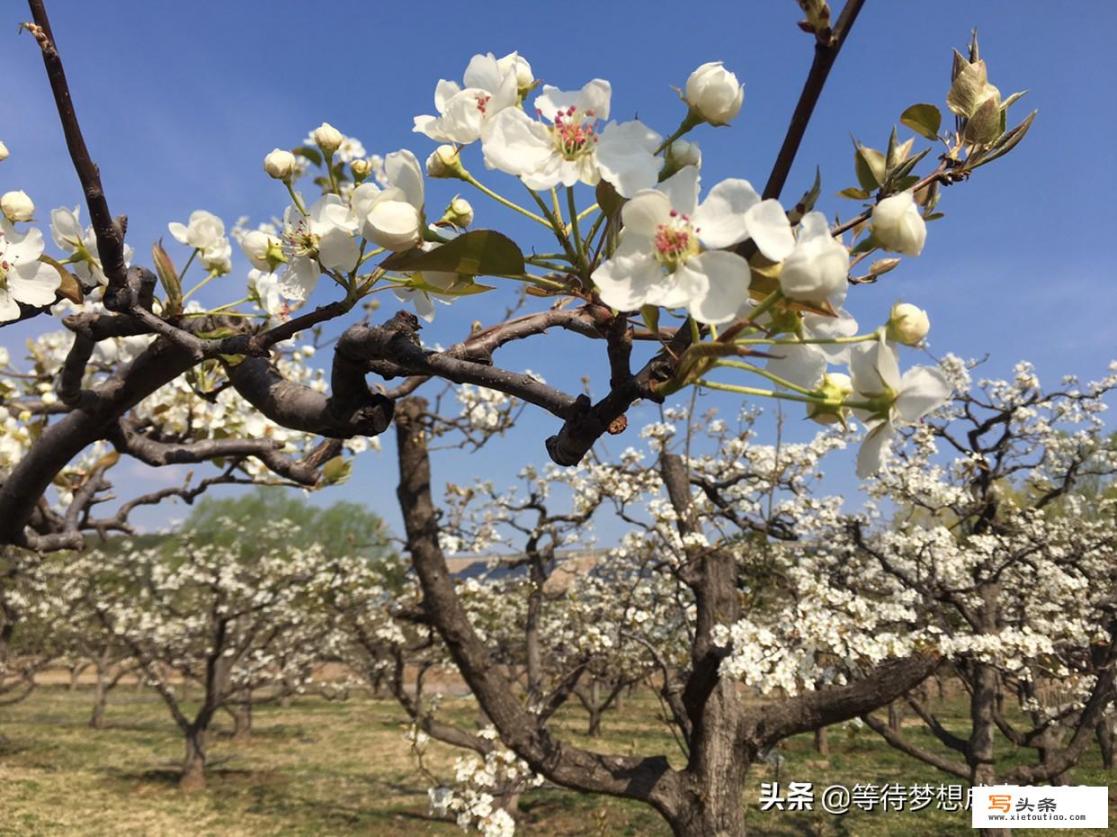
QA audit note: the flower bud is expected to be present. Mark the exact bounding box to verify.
[0,141,9,162]
[440,196,474,228]
[871,191,926,256]
[350,158,372,181]
[660,139,702,179]
[685,62,744,126]
[240,230,285,271]
[264,148,296,181]
[312,122,344,154]
[426,145,466,179]
[886,302,930,346]
[1,190,34,222]
[806,372,853,426]
[497,52,534,95]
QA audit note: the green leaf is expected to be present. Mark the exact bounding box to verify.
[850,234,879,256]
[293,145,323,167]
[838,187,871,200]
[379,230,526,277]
[151,240,182,315]
[640,305,660,336]
[968,110,1036,171]
[853,142,886,191]
[787,167,822,225]
[408,277,496,296]
[320,456,352,486]
[900,104,942,140]
[595,179,624,219]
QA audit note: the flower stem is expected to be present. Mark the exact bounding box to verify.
[463,174,550,227]
[181,269,220,304]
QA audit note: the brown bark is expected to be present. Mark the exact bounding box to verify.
[179,728,206,791]
[814,726,829,756]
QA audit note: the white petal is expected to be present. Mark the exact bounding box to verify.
[856,421,895,478]
[766,342,827,391]
[575,79,611,121]
[386,149,424,210]
[481,109,554,177]
[168,222,189,245]
[595,121,662,198]
[693,178,760,249]
[463,53,502,93]
[0,288,20,322]
[317,228,360,272]
[279,257,319,301]
[367,201,422,251]
[658,166,699,217]
[433,79,462,113]
[896,366,952,422]
[9,260,60,305]
[681,250,751,325]
[620,191,671,238]
[592,252,667,311]
[744,199,795,261]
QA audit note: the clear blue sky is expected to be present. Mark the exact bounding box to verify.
[2,1,1115,541]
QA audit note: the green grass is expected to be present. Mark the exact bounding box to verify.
[0,685,1111,835]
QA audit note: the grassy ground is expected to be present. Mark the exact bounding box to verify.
[0,685,1111,835]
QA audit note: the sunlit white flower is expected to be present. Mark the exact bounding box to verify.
[850,339,951,477]
[169,210,224,252]
[592,166,794,323]
[685,62,744,125]
[872,191,926,256]
[49,206,134,288]
[278,195,359,300]
[482,80,662,197]
[238,229,284,272]
[352,150,425,252]
[0,220,61,321]
[0,141,9,162]
[778,212,850,306]
[414,52,523,145]
[766,342,828,391]
[248,269,288,319]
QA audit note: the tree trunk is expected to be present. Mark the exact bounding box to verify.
[89,664,108,729]
[970,663,1010,837]
[888,701,902,733]
[1096,719,1114,770]
[180,728,207,791]
[814,726,829,756]
[231,700,252,742]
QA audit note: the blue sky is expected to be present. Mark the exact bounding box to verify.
[2,1,1115,542]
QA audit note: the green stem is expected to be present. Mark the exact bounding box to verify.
[654,110,703,155]
[576,203,600,222]
[181,269,220,304]
[550,188,565,229]
[285,182,308,215]
[176,249,197,285]
[696,379,823,405]
[736,331,882,347]
[566,186,585,267]
[715,359,819,397]
[463,173,551,227]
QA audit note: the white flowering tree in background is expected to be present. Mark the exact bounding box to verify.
[843,363,1117,787]
[0,0,1055,833]
[51,521,375,790]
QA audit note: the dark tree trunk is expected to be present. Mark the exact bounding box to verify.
[1096,719,1114,770]
[888,701,902,733]
[180,728,207,791]
[814,726,829,756]
[970,662,1010,837]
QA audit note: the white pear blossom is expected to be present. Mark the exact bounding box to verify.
[237,228,283,272]
[766,342,828,391]
[0,141,9,162]
[168,209,224,252]
[685,62,744,125]
[482,80,662,197]
[871,190,926,256]
[352,149,425,252]
[248,269,288,319]
[278,195,359,300]
[414,52,523,145]
[1,190,34,222]
[263,148,296,180]
[849,339,951,477]
[592,166,794,324]
[0,220,61,321]
[778,211,850,306]
[50,206,134,287]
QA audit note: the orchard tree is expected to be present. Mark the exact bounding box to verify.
[57,521,369,789]
[0,1,1042,834]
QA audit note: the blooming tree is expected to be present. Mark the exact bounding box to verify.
[0,3,1031,557]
